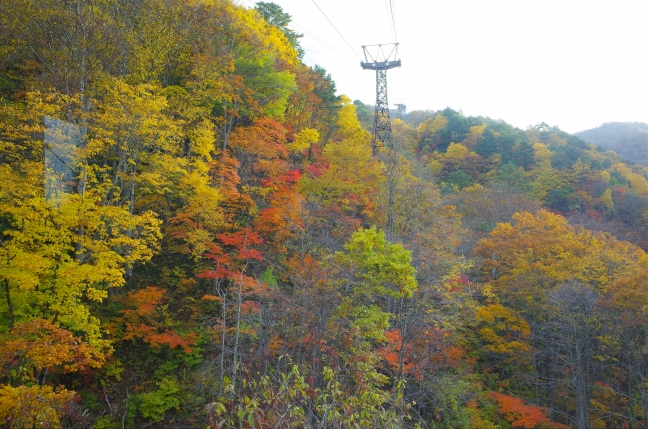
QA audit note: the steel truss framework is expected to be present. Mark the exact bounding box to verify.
[360,43,401,154]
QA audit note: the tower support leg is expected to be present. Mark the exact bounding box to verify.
[371,69,393,154]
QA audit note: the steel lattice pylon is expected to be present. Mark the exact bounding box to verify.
[394,103,406,119]
[361,43,401,154]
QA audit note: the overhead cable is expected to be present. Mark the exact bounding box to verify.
[384,0,397,42]
[310,0,363,61]
[388,0,398,42]
[289,21,341,53]
[242,0,341,54]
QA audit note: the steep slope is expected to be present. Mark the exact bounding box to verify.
[3,0,648,427]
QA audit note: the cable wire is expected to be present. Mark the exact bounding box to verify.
[310,0,363,61]
[242,0,341,54]
[388,0,398,42]
[384,0,397,42]
[289,21,341,53]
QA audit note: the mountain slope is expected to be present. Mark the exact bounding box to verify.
[575,122,648,166]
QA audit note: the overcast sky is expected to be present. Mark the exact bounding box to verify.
[241,0,648,133]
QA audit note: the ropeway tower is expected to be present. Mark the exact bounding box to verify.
[394,103,406,119]
[360,43,401,154]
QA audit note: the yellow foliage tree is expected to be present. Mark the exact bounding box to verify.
[1,92,161,346]
[533,142,553,162]
[627,172,648,194]
[288,127,319,153]
[530,159,563,201]
[461,124,486,150]
[476,304,531,357]
[417,115,448,145]
[600,170,611,182]
[0,385,76,429]
[600,189,614,210]
[445,142,471,160]
[476,210,648,303]
[300,97,381,216]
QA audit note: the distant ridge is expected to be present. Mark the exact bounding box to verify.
[575,122,648,166]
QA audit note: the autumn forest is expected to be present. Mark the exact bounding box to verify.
[2,1,648,428]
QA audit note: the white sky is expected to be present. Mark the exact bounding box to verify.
[242,0,648,133]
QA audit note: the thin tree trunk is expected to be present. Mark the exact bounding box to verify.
[231,271,243,397]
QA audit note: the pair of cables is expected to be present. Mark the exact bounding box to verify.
[307,0,399,60]
[384,0,398,43]
[243,0,398,61]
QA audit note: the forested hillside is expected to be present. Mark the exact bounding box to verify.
[393,109,648,247]
[575,122,648,167]
[2,1,648,428]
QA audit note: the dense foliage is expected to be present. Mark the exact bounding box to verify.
[2,1,648,428]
